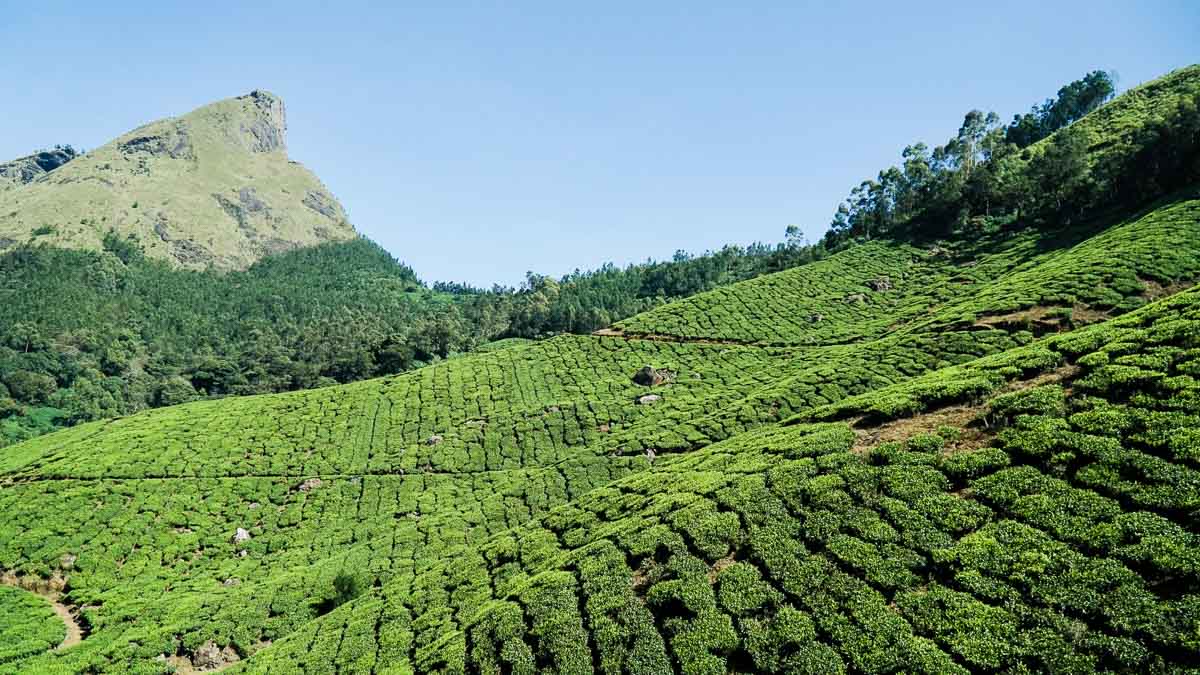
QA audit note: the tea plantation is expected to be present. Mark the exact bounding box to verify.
[241,278,1200,674]
[1,69,1199,673]
[0,586,65,666]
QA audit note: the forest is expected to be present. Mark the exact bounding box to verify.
[823,70,1200,245]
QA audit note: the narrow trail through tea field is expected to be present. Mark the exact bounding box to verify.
[0,577,84,650]
[592,326,761,346]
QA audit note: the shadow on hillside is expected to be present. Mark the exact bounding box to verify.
[904,184,1200,265]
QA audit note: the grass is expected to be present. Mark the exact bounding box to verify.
[0,91,355,270]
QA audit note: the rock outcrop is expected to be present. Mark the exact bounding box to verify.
[0,147,77,187]
[632,365,675,387]
[192,640,241,670]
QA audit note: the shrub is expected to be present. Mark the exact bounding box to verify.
[981,385,1066,428]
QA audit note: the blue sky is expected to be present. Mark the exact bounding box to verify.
[2,1,1195,286]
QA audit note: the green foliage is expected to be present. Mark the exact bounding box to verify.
[823,65,1199,244]
[2,64,1200,674]
[453,240,826,339]
[981,384,1067,428]
[1006,70,1116,147]
[0,586,65,664]
[315,573,363,615]
[0,239,464,446]
[100,229,144,264]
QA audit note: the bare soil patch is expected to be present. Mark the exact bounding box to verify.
[849,364,1081,455]
[0,572,85,650]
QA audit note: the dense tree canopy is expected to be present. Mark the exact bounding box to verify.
[822,69,1198,246]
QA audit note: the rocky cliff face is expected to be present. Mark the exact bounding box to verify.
[0,91,356,269]
[0,147,77,187]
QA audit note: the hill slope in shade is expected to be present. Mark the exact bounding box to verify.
[0,91,355,269]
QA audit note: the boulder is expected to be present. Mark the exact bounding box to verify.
[867,276,892,292]
[233,527,251,544]
[193,641,225,670]
[426,434,444,446]
[632,365,675,387]
[637,394,662,405]
[297,478,323,492]
[192,641,242,670]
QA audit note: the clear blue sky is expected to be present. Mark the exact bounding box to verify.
[2,1,1195,286]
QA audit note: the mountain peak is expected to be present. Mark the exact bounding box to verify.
[0,90,355,269]
[234,89,288,153]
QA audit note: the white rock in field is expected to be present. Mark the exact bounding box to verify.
[233,527,251,544]
[297,478,323,492]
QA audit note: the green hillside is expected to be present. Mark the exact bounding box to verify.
[0,66,1198,674]
[0,239,475,448]
[0,91,355,269]
[248,287,1200,674]
[0,586,66,665]
[0,225,812,449]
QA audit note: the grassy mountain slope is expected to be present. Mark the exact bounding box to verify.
[1,68,1198,674]
[0,91,354,269]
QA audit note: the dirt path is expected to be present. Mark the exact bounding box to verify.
[592,327,768,347]
[49,598,83,649]
[0,575,84,650]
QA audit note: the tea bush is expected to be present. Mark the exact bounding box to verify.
[1,116,1198,671]
[0,586,65,665]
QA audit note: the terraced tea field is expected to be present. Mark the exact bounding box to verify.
[2,187,1198,673]
[0,586,67,666]
[615,196,1200,346]
[243,281,1200,674]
